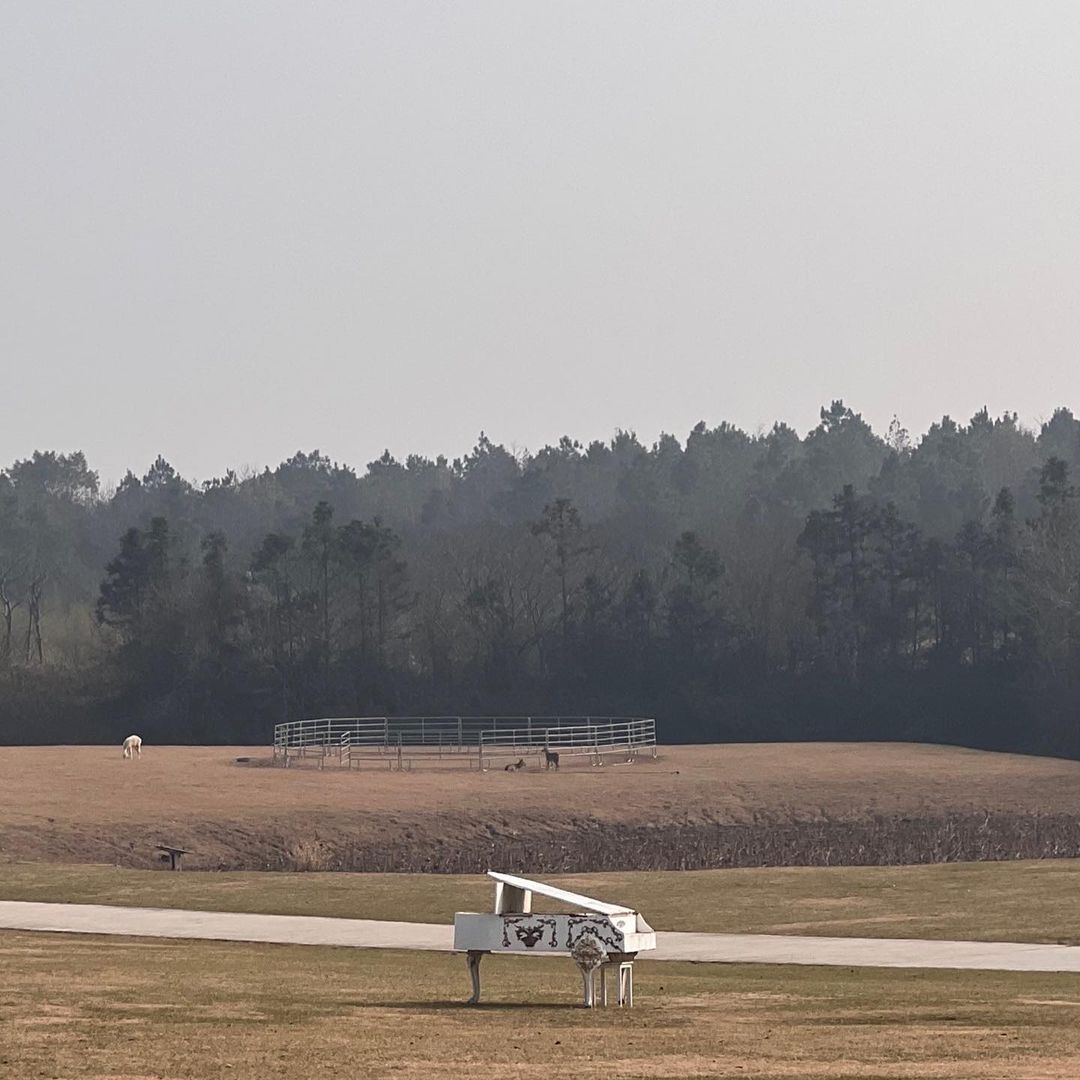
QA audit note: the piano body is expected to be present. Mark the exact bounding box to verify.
[453,870,656,1006]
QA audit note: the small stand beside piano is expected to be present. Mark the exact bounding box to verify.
[453,871,656,1007]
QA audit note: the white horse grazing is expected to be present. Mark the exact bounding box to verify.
[122,734,142,759]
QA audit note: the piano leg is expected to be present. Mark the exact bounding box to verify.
[580,966,596,1008]
[466,950,484,1005]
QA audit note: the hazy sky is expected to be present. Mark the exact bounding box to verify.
[4,3,1080,483]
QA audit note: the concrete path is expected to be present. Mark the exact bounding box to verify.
[657,930,1080,971]
[0,901,453,952]
[3,901,1080,973]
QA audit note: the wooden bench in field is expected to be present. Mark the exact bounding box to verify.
[156,844,191,871]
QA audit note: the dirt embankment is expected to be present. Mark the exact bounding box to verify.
[2,742,1080,871]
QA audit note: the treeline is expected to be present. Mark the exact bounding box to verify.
[2,401,1080,752]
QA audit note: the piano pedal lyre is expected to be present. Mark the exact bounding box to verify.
[600,958,634,1007]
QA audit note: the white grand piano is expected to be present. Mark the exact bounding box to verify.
[453,870,656,1007]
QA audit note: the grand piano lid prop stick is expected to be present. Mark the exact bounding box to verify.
[453,871,656,1007]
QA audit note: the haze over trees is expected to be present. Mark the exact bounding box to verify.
[2,403,1080,753]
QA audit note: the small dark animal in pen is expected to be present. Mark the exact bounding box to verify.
[543,749,560,771]
[504,758,526,772]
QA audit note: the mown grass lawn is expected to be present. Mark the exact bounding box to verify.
[5,859,1080,943]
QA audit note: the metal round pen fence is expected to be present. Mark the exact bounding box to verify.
[272,716,657,770]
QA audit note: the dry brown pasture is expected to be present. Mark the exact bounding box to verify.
[5,743,1080,1079]
[4,932,1080,1080]
[2,741,1079,868]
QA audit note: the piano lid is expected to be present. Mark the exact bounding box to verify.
[487,871,633,916]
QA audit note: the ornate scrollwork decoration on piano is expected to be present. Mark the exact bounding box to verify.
[566,915,623,953]
[502,915,559,949]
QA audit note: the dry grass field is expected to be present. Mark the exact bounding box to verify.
[2,742,1078,868]
[4,932,1080,1080]
[5,744,1080,1078]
